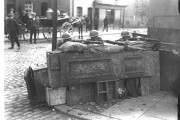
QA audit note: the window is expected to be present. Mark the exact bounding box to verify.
[77,7,82,17]
[24,2,33,13]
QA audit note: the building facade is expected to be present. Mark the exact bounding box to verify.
[72,0,127,30]
[5,0,53,16]
[4,0,127,30]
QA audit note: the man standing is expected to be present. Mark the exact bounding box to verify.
[102,15,108,32]
[85,16,91,32]
[7,13,20,50]
[21,11,29,29]
[94,16,98,30]
[28,12,39,44]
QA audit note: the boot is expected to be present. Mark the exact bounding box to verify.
[8,47,14,49]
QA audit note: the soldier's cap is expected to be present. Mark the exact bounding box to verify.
[89,30,99,37]
[61,33,72,40]
[121,31,130,37]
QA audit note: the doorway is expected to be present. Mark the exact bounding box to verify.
[41,2,48,16]
[88,7,92,23]
[94,8,99,30]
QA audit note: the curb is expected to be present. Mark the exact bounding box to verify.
[54,105,119,120]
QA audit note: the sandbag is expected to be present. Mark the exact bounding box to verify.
[58,41,87,52]
[87,43,124,53]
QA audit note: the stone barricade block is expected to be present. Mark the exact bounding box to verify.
[46,51,61,88]
[24,66,47,103]
[46,86,66,106]
[46,51,160,90]
[32,64,49,86]
[140,75,160,96]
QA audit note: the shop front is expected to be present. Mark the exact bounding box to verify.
[93,1,127,30]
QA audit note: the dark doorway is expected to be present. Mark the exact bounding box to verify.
[94,8,99,30]
[88,7,92,23]
[7,3,15,14]
[41,2,48,16]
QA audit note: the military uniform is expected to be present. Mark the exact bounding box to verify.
[88,30,103,43]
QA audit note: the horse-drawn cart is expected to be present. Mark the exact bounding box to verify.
[40,16,82,40]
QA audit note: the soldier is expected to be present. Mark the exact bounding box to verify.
[119,31,131,41]
[85,16,91,32]
[88,30,103,43]
[7,13,20,50]
[28,12,39,44]
[57,33,72,48]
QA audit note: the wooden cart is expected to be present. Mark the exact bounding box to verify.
[40,16,82,40]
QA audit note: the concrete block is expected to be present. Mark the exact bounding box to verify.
[140,75,160,96]
[46,87,66,106]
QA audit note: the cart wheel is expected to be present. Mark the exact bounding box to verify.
[43,27,53,41]
[61,22,73,36]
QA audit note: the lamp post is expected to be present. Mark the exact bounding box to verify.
[52,0,57,51]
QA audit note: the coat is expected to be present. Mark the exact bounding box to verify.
[7,18,19,32]
[28,17,39,30]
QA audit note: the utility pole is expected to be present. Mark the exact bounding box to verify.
[52,0,57,51]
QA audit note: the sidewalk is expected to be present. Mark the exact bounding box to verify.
[55,91,178,120]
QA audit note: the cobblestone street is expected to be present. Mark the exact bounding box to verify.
[4,41,79,120]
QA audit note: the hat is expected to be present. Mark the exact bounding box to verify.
[61,33,72,40]
[89,30,99,37]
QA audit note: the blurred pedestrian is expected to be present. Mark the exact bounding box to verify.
[9,8,14,16]
[4,16,9,38]
[7,13,20,50]
[77,16,84,39]
[28,12,39,44]
[102,15,108,32]
[94,16,98,30]
[20,10,29,29]
[85,16,91,32]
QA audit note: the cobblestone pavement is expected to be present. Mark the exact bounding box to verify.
[4,41,80,120]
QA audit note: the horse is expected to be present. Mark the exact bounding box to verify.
[70,16,85,39]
